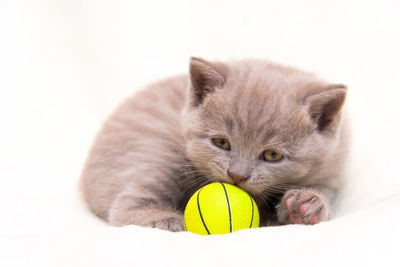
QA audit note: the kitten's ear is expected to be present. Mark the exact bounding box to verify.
[189,57,227,106]
[305,84,347,131]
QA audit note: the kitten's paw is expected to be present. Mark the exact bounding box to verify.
[277,189,331,225]
[148,216,185,232]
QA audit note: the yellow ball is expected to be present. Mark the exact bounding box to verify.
[184,182,260,235]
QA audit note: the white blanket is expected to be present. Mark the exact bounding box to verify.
[1,0,399,266]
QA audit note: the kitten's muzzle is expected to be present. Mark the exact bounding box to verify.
[228,170,249,185]
[228,160,251,185]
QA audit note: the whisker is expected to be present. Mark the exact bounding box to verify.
[257,193,273,210]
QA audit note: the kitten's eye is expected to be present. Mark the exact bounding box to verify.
[260,150,283,162]
[212,138,231,151]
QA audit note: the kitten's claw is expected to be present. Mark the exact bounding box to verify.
[277,189,331,225]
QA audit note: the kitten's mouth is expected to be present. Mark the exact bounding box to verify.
[207,169,254,194]
[210,176,245,188]
[211,176,260,196]
[226,178,252,193]
[229,179,264,196]
[233,180,246,187]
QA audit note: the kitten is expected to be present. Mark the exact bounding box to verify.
[80,57,349,231]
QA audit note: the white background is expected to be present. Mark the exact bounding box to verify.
[1,0,399,266]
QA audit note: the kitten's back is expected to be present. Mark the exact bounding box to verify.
[80,75,188,219]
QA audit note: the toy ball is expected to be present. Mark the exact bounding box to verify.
[184,182,260,235]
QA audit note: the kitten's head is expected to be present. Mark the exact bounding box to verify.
[181,57,347,196]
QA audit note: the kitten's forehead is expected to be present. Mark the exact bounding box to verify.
[226,60,324,95]
[201,60,321,151]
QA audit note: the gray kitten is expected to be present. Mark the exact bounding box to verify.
[80,57,349,231]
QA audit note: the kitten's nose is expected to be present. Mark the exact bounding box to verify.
[228,170,249,184]
[228,160,251,185]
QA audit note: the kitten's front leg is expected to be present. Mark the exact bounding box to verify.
[108,187,184,232]
[276,188,332,225]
